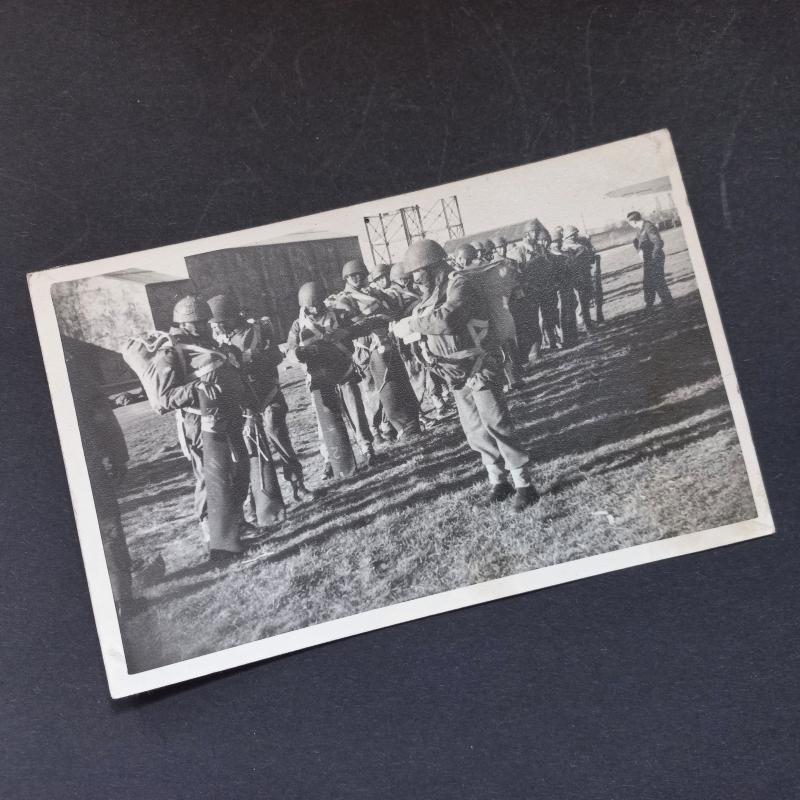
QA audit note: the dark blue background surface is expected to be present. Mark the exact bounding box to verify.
[2,2,798,797]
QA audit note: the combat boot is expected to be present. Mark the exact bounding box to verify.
[291,479,317,502]
[512,485,540,512]
[364,444,378,468]
[472,481,514,510]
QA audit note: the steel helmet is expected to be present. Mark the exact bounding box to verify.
[401,239,447,275]
[207,293,242,323]
[492,236,507,247]
[469,240,483,252]
[342,259,368,279]
[173,295,212,324]
[298,281,326,308]
[552,225,564,238]
[455,243,478,263]
[564,225,579,239]
[389,262,406,283]
[369,261,392,277]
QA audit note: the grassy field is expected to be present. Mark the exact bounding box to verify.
[115,228,757,672]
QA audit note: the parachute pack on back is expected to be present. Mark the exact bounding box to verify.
[121,332,227,414]
[459,258,518,342]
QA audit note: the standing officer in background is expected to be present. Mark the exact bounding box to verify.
[393,239,538,511]
[207,294,315,502]
[626,211,674,312]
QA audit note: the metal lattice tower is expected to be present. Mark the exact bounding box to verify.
[364,196,464,266]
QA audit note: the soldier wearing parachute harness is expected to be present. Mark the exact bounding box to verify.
[514,219,561,362]
[334,259,422,443]
[286,281,377,477]
[392,239,539,512]
[385,261,453,422]
[562,225,598,331]
[207,294,315,505]
[549,225,580,348]
[150,296,253,564]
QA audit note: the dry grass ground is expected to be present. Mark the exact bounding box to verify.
[114,228,756,672]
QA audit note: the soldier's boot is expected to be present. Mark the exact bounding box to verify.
[370,427,385,445]
[472,480,514,510]
[291,478,317,503]
[364,444,378,468]
[379,421,397,442]
[396,420,423,440]
[512,485,540,512]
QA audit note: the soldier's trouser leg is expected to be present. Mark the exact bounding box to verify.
[501,338,524,386]
[577,278,593,327]
[262,392,303,482]
[229,424,252,513]
[541,290,560,345]
[88,453,133,605]
[181,417,207,523]
[594,263,604,322]
[337,382,374,453]
[370,348,420,436]
[511,295,540,362]
[452,379,531,487]
[649,254,674,307]
[559,286,579,345]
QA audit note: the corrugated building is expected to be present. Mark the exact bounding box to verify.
[184,235,363,341]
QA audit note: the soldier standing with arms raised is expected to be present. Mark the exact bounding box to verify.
[393,240,538,511]
[287,281,377,473]
[154,297,253,564]
[207,294,315,503]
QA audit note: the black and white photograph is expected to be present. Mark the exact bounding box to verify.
[29,129,772,697]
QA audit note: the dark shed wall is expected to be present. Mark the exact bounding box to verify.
[184,236,362,340]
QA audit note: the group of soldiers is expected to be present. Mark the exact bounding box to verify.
[77,210,672,618]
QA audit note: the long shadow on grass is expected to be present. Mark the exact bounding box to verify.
[258,289,735,559]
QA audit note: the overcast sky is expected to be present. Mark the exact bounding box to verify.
[77,130,679,278]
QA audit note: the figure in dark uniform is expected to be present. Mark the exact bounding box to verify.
[626,211,674,312]
[65,349,134,618]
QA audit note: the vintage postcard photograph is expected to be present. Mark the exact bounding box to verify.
[28,130,772,697]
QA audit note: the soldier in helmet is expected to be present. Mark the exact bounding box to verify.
[335,259,421,443]
[469,240,486,262]
[562,225,597,331]
[548,226,579,348]
[514,219,560,362]
[207,294,315,502]
[385,261,454,422]
[287,281,378,473]
[155,296,253,564]
[626,211,674,312]
[393,240,538,511]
